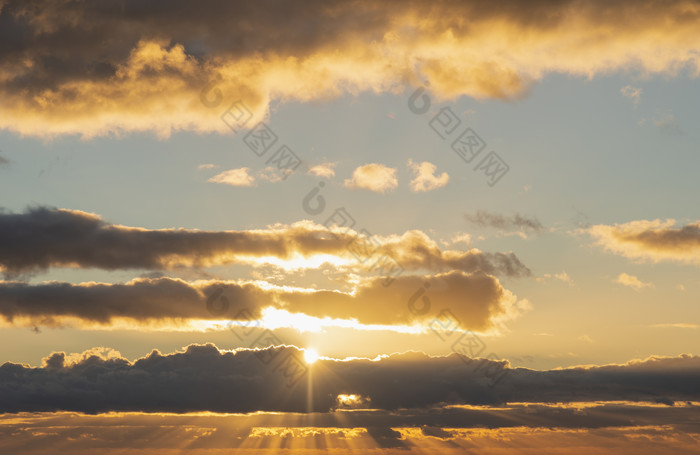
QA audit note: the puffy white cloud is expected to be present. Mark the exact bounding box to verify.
[344,163,398,193]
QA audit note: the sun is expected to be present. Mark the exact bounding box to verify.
[304,348,320,364]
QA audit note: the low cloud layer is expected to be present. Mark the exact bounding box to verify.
[0,344,697,413]
[1,409,698,454]
[1,0,699,137]
[588,219,700,265]
[0,207,529,278]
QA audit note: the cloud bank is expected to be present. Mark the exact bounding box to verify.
[0,344,697,413]
[1,0,700,137]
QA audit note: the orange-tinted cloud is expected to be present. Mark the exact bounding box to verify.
[2,0,700,137]
[588,219,700,265]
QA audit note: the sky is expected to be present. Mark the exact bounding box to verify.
[0,0,699,453]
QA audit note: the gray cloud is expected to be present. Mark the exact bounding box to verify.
[0,344,697,414]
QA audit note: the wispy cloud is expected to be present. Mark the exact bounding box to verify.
[465,210,545,237]
[653,111,685,136]
[537,271,574,285]
[620,85,642,106]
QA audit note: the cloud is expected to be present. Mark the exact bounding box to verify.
[407,159,449,192]
[0,155,8,166]
[653,111,685,135]
[371,229,530,278]
[0,277,260,328]
[587,219,700,265]
[465,210,545,235]
[197,163,217,170]
[0,207,529,277]
[344,163,398,193]
[307,162,337,178]
[2,0,700,137]
[0,269,523,330]
[614,273,654,291]
[620,85,642,106]
[0,344,698,413]
[208,167,256,186]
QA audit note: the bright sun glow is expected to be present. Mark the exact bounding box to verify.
[304,348,320,364]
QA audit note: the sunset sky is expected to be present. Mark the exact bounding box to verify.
[0,0,699,453]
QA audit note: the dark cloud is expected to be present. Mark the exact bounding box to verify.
[0,344,697,414]
[0,277,263,327]
[465,210,544,233]
[0,0,699,136]
[0,207,529,278]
